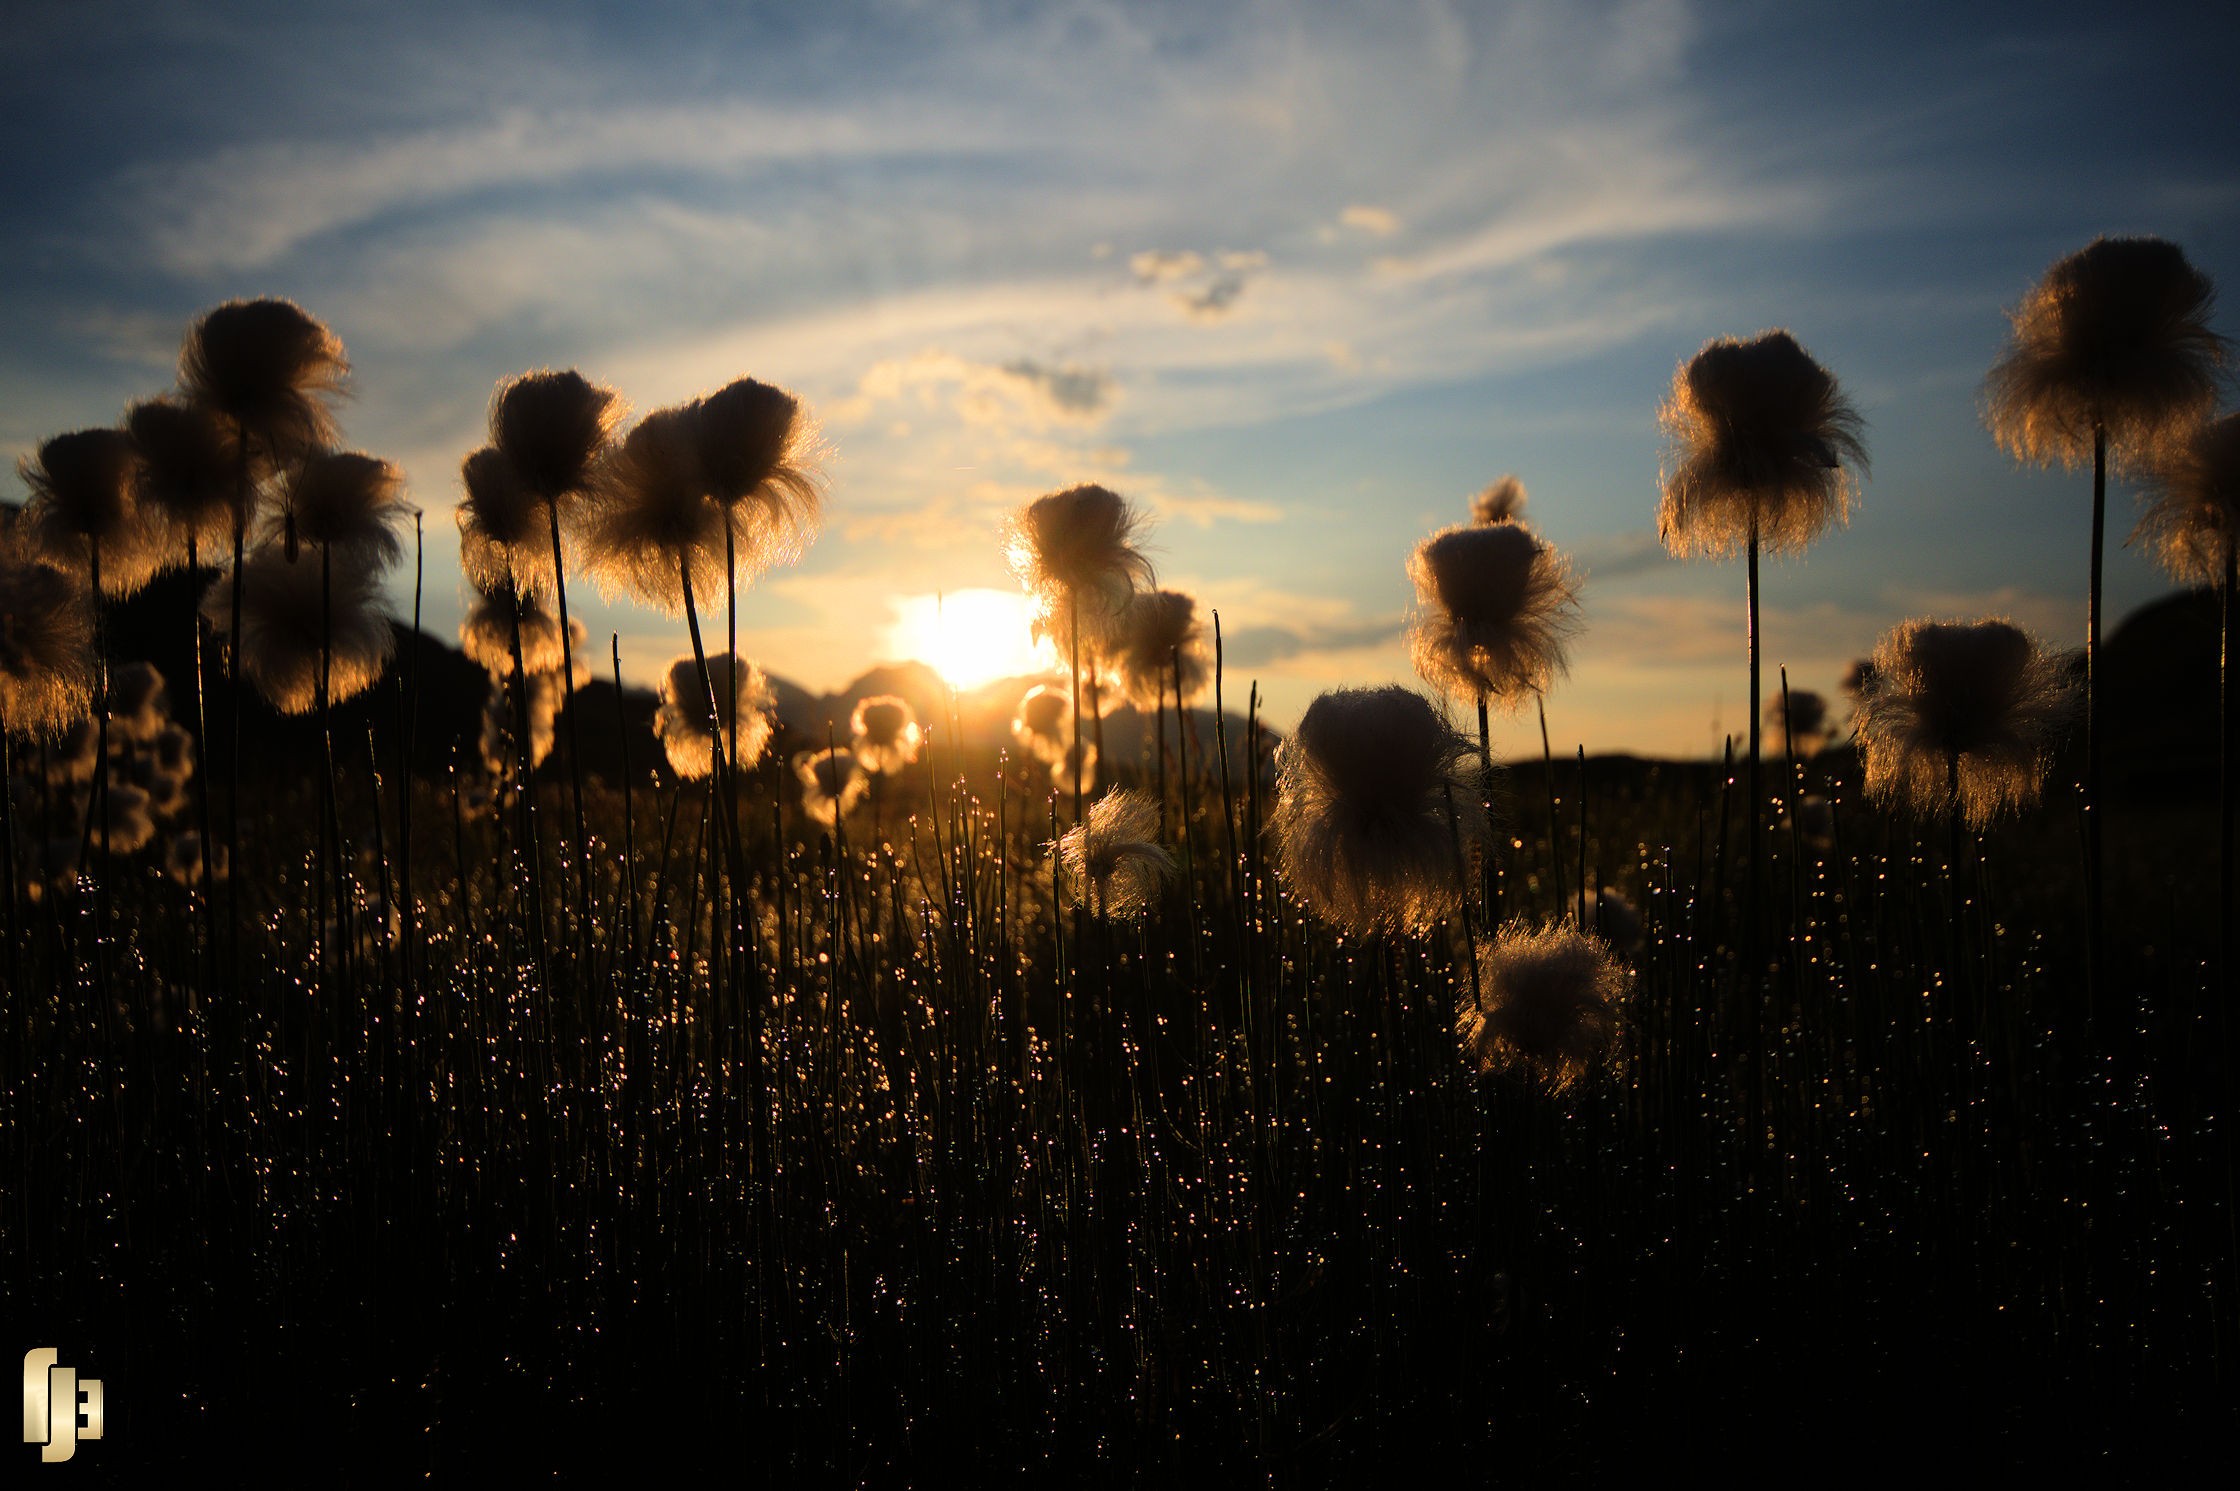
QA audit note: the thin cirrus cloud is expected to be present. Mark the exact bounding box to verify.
[118,98,1024,276]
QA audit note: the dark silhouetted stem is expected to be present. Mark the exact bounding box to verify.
[548,501,590,947]
[1537,696,1563,917]
[2221,550,2235,1021]
[187,533,218,983]
[615,633,636,967]
[1948,749,1965,1001]
[227,450,249,991]
[2086,423,2105,1023]
[504,577,549,981]
[0,698,14,995]
[1577,744,1588,927]
[1745,513,1765,1158]
[400,512,421,1001]
[1478,695,1498,925]
[1442,780,1482,1013]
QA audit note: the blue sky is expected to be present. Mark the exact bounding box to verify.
[5,0,2237,755]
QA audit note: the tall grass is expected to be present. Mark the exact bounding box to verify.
[0,640,2231,1478]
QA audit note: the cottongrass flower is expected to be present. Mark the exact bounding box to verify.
[2132,411,2240,584]
[0,526,95,734]
[200,546,394,714]
[1054,786,1174,918]
[1470,474,1528,526]
[459,588,584,681]
[1660,328,1865,984]
[1659,329,1868,559]
[579,407,721,613]
[127,396,240,554]
[264,451,407,567]
[492,369,624,511]
[654,653,775,779]
[1856,617,2079,828]
[1840,658,1878,711]
[581,393,827,615]
[1984,236,2226,472]
[1763,689,1832,759]
[850,695,924,775]
[795,747,866,828]
[1457,920,1627,1094]
[19,428,168,596]
[1011,683,1075,766]
[1107,589,1210,709]
[489,369,622,744]
[1407,522,1581,707]
[480,671,561,775]
[1049,738,1098,794]
[457,446,552,594]
[1006,483,1154,642]
[177,297,349,468]
[108,662,170,745]
[689,377,824,573]
[1983,238,2224,946]
[1271,685,1486,935]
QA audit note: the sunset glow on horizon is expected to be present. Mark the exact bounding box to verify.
[2,1,2234,754]
[885,588,1055,692]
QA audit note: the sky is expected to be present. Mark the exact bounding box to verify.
[4,0,2238,757]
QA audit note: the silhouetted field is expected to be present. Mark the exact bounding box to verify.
[3,671,2232,1481]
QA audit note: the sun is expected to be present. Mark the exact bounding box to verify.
[885,589,1054,691]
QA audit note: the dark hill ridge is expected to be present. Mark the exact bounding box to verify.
[97,568,2216,797]
[98,569,1266,790]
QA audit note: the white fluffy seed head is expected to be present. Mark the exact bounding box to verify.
[1271,685,1488,935]
[2132,411,2240,585]
[1007,484,1153,644]
[1407,522,1581,707]
[1855,617,2078,828]
[794,746,866,827]
[1470,474,1527,525]
[654,652,775,779]
[199,545,394,715]
[1457,920,1629,1094]
[1985,235,2227,471]
[849,694,924,775]
[1659,329,1868,559]
[1054,787,1173,919]
[1107,589,1210,709]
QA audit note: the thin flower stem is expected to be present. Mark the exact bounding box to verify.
[2221,551,2235,1042]
[187,532,218,986]
[615,633,636,969]
[2086,422,2106,1025]
[504,575,549,985]
[1537,696,1563,918]
[1745,511,1765,1160]
[548,500,591,952]
[400,512,421,1001]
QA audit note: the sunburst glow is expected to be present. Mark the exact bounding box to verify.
[886,588,1053,691]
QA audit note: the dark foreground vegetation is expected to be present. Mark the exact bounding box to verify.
[3,609,2234,1483]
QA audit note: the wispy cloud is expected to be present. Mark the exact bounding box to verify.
[1337,205,1402,237]
[124,98,1021,275]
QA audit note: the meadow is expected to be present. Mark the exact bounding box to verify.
[4,247,2238,1479]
